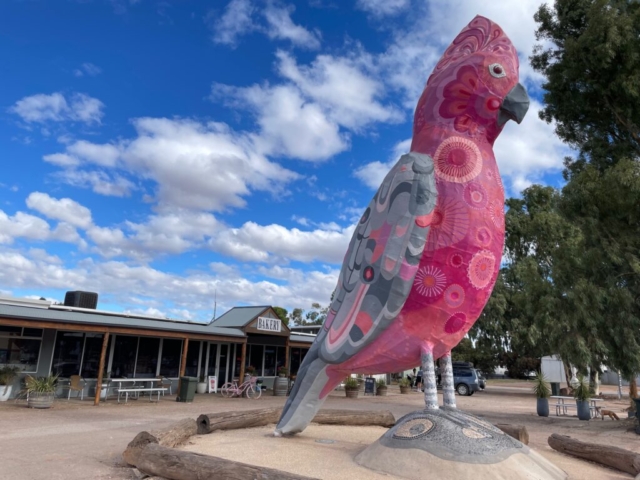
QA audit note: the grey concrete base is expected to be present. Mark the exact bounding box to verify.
[355,409,567,480]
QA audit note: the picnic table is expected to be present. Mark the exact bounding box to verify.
[110,378,167,404]
[550,395,603,418]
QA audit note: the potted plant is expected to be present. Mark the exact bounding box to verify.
[245,365,256,378]
[532,371,551,417]
[573,375,591,421]
[0,366,19,402]
[196,374,207,394]
[24,375,58,409]
[344,377,359,399]
[376,378,388,396]
[399,377,411,394]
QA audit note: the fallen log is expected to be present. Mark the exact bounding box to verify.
[197,408,282,434]
[495,424,529,445]
[313,409,396,428]
[197,408,396,434]
[124,418,197,467]
[548,433,640,476]
[137,443,320,480]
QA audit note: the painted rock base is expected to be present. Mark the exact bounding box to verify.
[355,409,567,480]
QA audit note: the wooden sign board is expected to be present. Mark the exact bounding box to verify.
[364,377,375,395]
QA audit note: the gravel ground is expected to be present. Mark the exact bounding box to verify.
[0,382,637,479]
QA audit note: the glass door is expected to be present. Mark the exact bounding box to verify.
[218,344,228,388]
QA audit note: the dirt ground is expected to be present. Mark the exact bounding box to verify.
[0,381,637,479]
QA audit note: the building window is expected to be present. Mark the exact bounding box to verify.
[80,334,107,379]
[111,336,138,378]
[160,339,182,377]
[207,344,218,378]
[135,337,160,378]
[263,346,276,376]
[0,327,42,372]
[276,347,286,373]
[51,332,84,377]
[290,348,302,375]
[184,341,201,378]
[248,345,264,376]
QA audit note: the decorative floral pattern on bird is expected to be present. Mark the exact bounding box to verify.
[275,15,529,436]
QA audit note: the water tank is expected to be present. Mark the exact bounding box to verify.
[63,291,99,309]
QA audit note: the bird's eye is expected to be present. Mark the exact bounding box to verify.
[489,63,506,78]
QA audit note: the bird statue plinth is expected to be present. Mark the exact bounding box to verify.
[275,15,566,479]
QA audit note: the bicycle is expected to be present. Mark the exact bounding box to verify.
[220,376,262,399]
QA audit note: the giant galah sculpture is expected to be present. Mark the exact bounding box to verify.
[275,15,530,436]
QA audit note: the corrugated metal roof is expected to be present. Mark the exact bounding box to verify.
[211,305,270,328]
[0,304,245,338]
[290,334,316,344]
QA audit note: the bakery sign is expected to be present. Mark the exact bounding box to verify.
[256,316,282,333]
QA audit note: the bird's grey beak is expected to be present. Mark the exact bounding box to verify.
[498,83,529,127]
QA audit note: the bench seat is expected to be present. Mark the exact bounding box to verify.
[117,387,168,403]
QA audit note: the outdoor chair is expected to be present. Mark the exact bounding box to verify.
[157,376,172,395]
[67,375,86,400]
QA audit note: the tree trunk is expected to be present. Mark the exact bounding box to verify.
[495,424,529,445]
[548,434,640,476]
[124,418,197,467]
[136,443,319,480]
[630,376,638,400]
[197,408,396,435]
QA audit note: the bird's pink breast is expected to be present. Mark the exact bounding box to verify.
[340,126,504,373]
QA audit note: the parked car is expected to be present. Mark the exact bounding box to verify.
[435,364,481,396]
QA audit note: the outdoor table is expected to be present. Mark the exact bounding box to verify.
[551,395,603,417]
[110,378,160,401]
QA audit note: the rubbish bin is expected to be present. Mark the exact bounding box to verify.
[177,376,198,403]
[551,382,560,396]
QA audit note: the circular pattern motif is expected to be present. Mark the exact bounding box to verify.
[463,182,488,209]
[444,284,465,308]
[363,266,374,282]
[414,266,446,297]
[444,312,467,334]
[448,252,464,269]
[468,250,496,289]
[475,227,492,247]
[433,136,482,183]
[488,200,505,229]
[426,198,469,251]
[393,418,435,440]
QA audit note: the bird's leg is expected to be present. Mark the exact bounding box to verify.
[441,351,456,409]
[421,344,439,411]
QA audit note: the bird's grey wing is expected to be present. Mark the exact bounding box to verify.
[317,152,438,364]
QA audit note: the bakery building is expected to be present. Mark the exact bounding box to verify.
[0,292,314,400]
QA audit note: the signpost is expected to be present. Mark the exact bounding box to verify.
[364,377,375,396]
[208,376,217,394]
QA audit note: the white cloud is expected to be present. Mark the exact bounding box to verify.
[9,92,104,124]
[208,0,256,46]
[263,2,321,49]
[209,221,354,264]
[66,140,120,167]
[356,0,409,17]
[43,153,80,167]
[26,192,93,229]
[55,170,135,197]
[74,62,102,77]
[214,83,348,161]
[0,211,52,244]
[354,138,411,189]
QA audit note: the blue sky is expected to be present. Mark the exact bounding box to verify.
[0,0,566,321]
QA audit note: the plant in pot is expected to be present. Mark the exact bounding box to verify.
[573,375,591,421]
[274,367,289,396]
[0,366,20,402]
[399,377,411,394]
[278,366,288,378]
[24,375,58,409]
[344,377,360,399]
[532,371,551,417]
[376,378,388,396]
[196,374,207,394]
[245,366,256,378]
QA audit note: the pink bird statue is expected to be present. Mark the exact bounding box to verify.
[275,15,529,436]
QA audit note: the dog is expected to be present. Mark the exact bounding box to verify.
[596,407,620,420]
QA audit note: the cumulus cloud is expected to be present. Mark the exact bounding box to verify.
[54,170,135,197]
[354,138,411,189]
[263,2,321,49]
[207,0,257,46]
[209,221,354,264]
[26,192,93,229]
[9,92,104,124]
[355,0,409,17]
